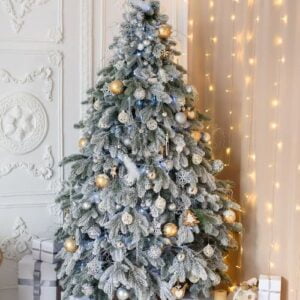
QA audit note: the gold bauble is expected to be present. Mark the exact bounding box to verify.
[158,24,172,39]
[64,237,78,253]
[109,80,124,95]
[183,210,200,227]
[171,284,188,299]
[0,248,3,266]
[163,223,178,238]
[191,130,201,142]
[223,209,236,224]
[78,137,88,149]
[95,174,110,189]
[186,110,196,120]
[147,171,157,181]
[201,132,211,143]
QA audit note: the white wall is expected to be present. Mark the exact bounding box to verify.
[0,0,187,299]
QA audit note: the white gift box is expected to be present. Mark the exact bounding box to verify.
[18,255,59,300]
[32,238,62,264]
[258,275,281,300]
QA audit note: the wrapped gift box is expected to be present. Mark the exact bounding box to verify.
[258,275,281,300]
[32,238,61,264]
[18,255,59,300]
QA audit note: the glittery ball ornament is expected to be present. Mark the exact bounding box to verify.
[109,80,124,95]
[203,244,215,258]
[148,245,162,259]
[191,130,201,142]
[175,112,187,124]
[121,212,134,225]
[118,111,130,124]
[134,87,146,100]
[192,153,202,165]
[95,174,110,189]
[64,237,78,253]
[78,137,88,149]
[163,223,178,238]
[158,24,172,39]
[223,209,236,224]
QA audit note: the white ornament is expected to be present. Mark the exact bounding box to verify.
[148,245,162,259]
[137,43,145,51]
[168,203,177,211]
[187,185,198,196]
[212,159,224,173]
[134,87,146,100]
[121,212,134,225]
[201,132,211,143]
[116,287,130,300]
[186,85,193,93]
[175,112,187,124]
[82,284,94,296]
[155,196,166,212]
[223,209,237,223]
[203,244,215,258]
[192,154,203,165]
[189,274,200,283]
[177,252,186,262]
[93,100,101,110]
[143,40,151,46]
[82,201,92,210]
[118,111,130,124]
[146,119,158,130]
[87,226,101,239]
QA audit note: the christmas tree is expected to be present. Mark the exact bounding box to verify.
[55,0,242,299]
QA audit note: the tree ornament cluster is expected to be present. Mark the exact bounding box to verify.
[55,1,242,299]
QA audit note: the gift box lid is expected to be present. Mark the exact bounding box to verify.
[32,238,61,253]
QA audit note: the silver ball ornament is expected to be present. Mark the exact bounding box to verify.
[134,87,146,100]
[201,132,211,143]
[137,43,145,51]
[121,212,134,225]
[175,112,187,124]
[212,159,224,173]
[82,201,92,210]
[189,274,200,283]
[192,154,203,165]
[177,252,186,262]
[168,203,177,211]
[155,196,166,212]
[143,40,151,46]
[203,244,215,258]
[118,111,130,124]
[146,119,158,130]
[116,287,130,300]
[148,245,162,259]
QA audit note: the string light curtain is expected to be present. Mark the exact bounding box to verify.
[188,0,300,298]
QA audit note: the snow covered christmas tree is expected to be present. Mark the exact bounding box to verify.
[55,0,242,299]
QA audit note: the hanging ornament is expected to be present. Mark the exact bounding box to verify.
[82,284,94,296]
[87,226,101,239]
[183,210,200,227]
[78,137,88,149]
[175,112,187,124]
[211,159,224,173]
[95,174,110,189]
[186,85,193,93]
[0,248,3,266]
[134,87,146,100]
[121,212,134,225]
[189,274,200,284]
[123,138,131,146]
[158,24,172,39]
[82,201,92,210]
[168,203,177,211]
[162,111,168,117]
[163,223,178,238]
[201,132,211,143]
[171,284,188,300]
[137,43,145,51]
[148,245,162,259]
[109,80,124,95]
[143,39,151,46]
[147,118,158,130]
[116,287,130,300]
[223,209,236,224]
[64,237,78,253]
[186,110,197,120]
[176,252,186,262]
[192,153,202,165]
[203,244,215,258]
[93,99,101,110]
[155,195,167,212]
[118,111,130,124]
[147,170,157,180]
[110,166,118,178]
[187,185,198,196]
[191,130,201,142]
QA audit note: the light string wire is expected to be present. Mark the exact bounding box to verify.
[267,0,287,275]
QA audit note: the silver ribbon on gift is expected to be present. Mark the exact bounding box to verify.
[32,239,58,260]
[18,261,57,300]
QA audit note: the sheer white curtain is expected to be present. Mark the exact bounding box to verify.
[188,0,300,298]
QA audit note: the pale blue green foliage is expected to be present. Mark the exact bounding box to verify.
[55,0,242,299]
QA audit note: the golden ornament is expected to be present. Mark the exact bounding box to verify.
[183,210,200,227]
[163,223,178,238]
[64,237,78,253]
[109,80,124,95]
[186,110,197,120]
[223,209,236,224]
[0,248,3,266]
[78,137,88,149]
[158,24,172,39]
[171,284,188,299]
[95,174,110,189]
[191,130,201,142]
[201,132,211,143]
[147,171,157,180]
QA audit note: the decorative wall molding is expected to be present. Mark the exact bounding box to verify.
[0,92,48,154]
[0,217,33,262]
[47,50,63,67]
[0,145,54,179]
[47,26,63,43]
[0,0,51,33]
[0,66,53,101]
